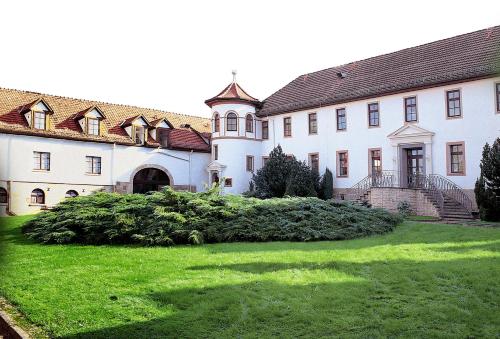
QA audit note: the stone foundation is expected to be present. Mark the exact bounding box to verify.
[369,187,440,217]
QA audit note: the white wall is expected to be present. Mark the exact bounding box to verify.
[260,77,500,190]
[0,134,210,215]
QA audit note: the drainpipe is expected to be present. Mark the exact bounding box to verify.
[189,150,193,192]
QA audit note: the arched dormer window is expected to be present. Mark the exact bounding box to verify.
[213,113,220,132]
[0,187,7,204]
[65,190,79,198]
[30,189,45,204]
[226,112,238,132]
[245,114,253,133]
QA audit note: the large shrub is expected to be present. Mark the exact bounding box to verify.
[475,138,500,221]
[23,187,402,246]
[318,168,334,200]
[251,145,320,198]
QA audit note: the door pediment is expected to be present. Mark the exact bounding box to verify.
[206,161,226,172]
[387,125,434,145]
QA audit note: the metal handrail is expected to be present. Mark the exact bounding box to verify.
[427,174,476,213]
[346,171,475,214]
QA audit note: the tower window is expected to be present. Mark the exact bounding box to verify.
[245,114,253,133]
[262,121,269,139]
[213,144,218,160]
[226,113,238,131]
[213,113,220,132]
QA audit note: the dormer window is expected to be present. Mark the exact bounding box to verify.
[87,118,100,135]
[134,126,145,144]
[22,99,53,130]
[33,111,46,130]
[120,115,151,145]
[74,106,106,136]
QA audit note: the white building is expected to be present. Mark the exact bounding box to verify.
[1,26,499,218]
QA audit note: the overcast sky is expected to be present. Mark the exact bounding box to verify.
[1,1,498,118]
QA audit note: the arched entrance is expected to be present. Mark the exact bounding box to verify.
[133,168,170,194]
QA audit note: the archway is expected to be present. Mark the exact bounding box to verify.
[133,168,171,194]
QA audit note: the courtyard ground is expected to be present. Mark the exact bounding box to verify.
[0,216,499,338]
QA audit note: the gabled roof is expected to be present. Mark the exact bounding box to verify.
[205,81,260,107]
[149,117,174,129]
[74,106,106,120]
[257,25,500,117]
[120,114,151,128]
[0,87,210,151]
[19,98,54,114]
[157,127,210,152]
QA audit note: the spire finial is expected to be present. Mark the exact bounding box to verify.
[232,69,237,82]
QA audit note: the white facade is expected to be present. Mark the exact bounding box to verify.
[210,77,500,194]
[0,134,210,215]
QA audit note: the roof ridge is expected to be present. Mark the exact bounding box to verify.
[0,86,210,122]
[299,25,500,78]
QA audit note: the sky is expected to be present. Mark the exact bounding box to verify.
[1,0,499,118]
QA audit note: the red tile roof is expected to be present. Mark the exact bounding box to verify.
[205,81,260,107]
[257,26,500,117]
[0,87,211,152]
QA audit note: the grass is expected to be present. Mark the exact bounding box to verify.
[1,216,499,338]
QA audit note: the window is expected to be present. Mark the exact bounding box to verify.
[226,112,238,131]
[33,152,50,171]
[33,111,46,130]
[496,83,500,112]
[337,151,348,177]
[224,178,232,187]
[213,144,218,160]
[262,156,269,166]
[213,113,220,132]
[447,142,465,175]
[30,189,45,204]
[446,90,462,117]
[86,156,102,174]
[246,155,254,172]
[245,114,253,133]
[336,108,346,131]
[134,127,145,144]
[283,117,292,137]
[308,113,317,134]
[368,103,380,127]
[87,118,100,136]
[369,149,382,175]
[262,121,269,139]
[65,190,79,198]
[404,97,417,122]
[309,153,319,174]
[0,187,7,204]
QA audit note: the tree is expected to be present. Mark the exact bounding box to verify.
[474,138,500,221]
[319,168,334,200]
[252,145,320,198]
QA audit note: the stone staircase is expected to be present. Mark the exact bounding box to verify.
[440,196,475,221]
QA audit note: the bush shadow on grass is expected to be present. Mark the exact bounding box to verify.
[59,256,500,339]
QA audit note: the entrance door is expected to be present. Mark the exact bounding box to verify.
[406,147,424,188]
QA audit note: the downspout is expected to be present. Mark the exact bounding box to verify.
[189,150,193,192]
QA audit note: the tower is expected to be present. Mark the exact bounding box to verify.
[205,71,261,194]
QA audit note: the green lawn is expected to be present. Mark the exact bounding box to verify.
[1,216,499,338]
